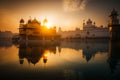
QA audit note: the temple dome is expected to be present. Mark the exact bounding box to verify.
[20,18,24,23]
[87,19,92,24]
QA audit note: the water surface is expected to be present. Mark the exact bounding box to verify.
[0,39,120,80]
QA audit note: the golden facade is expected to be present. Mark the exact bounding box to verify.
[19,18,57,40]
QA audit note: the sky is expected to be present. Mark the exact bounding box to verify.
[0,0,120,33]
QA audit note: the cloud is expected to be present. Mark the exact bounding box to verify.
[63,0,88,12]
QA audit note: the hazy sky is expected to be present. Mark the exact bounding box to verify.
[0,0,120,33]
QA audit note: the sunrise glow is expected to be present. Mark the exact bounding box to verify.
[0,0,120,80]
[45,21,53,29]
[1,0,119,33]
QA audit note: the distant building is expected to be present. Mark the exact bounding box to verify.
[0,31,13,38]
[108,9,120,41]
[58,19,109,39]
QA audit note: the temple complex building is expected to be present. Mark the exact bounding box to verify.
[19,18,57,41]
[58,19,109,39]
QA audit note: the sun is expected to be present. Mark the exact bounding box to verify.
[46,22,52,29]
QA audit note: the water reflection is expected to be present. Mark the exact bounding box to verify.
[60,39,109,62]
[0,39,120,80]
[19,42,58,65]
[108,41,120,74]
[18,39,109,65]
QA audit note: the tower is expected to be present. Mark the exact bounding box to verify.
[108,9,120,41]
[109,9,119,25]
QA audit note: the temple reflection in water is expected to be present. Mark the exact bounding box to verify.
[17,39,120,69]
[18,39,109,65]
[0,38,120,80]
[18,41,58,65]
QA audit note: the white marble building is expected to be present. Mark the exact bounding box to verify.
[58,19,110,39]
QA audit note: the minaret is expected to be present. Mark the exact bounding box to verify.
[108,9,120,41]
